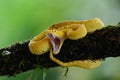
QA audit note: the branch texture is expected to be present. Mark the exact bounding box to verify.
[0,23,120,76]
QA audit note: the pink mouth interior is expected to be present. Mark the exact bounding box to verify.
[47,33,62,54]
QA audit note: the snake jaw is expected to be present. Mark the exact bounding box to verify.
[47,33,64,54]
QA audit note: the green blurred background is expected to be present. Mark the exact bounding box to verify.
[0,0,120,80]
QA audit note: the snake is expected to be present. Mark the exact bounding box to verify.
[28,18,104,69]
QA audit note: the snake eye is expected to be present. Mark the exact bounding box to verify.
[47,33,63,54]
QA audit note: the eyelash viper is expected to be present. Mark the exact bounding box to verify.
[28,18,104,69]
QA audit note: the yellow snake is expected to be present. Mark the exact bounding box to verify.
[28,18,104,69]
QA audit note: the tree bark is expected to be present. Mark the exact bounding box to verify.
[0,23,120,76]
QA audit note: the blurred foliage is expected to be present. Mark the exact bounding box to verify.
[0,0,120,80]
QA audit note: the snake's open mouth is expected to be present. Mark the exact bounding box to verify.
[47,33,63,54]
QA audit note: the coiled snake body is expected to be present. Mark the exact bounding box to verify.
[29,18,104,69]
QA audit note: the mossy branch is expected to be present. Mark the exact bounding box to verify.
[0,23,120,76]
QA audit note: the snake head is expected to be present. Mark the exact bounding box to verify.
[46,30,65,54]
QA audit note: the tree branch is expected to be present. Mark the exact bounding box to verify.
[0,23,120,76]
